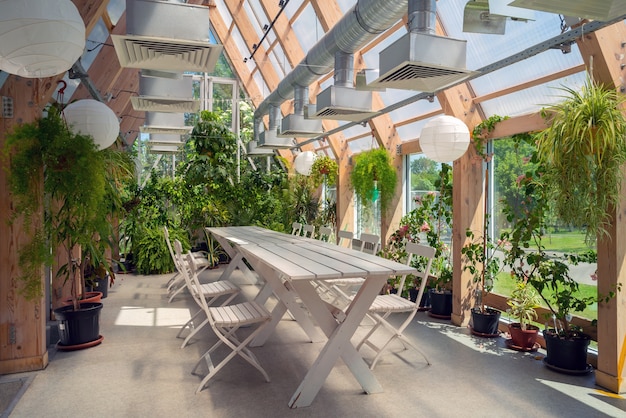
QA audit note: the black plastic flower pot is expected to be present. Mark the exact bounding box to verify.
[54,302,103,346]
[544,329,591,373]
[429,289,452,318]
[471,307,501,336]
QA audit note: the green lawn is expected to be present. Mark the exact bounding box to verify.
[540,231,595,253]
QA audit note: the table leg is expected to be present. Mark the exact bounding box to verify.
[209,234,257,284]
[288,277,385,408]
[246,259,325,346]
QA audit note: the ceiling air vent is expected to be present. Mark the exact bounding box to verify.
[508,0,626,21]
[132,73,199,113]
[140,112,192,134]
[310,85,378,122]
[258,105,294,149]
[246,140,275,156]
[369,32,476,92]
[111,0,223,73]
[278,86,323,137]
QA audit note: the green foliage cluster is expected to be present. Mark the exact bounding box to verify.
[500,136,615,334]
[507,281,541,330]
[537,76,626,242]
[310,155,338,187]
[350,147,397,213]
[381,164,453,293]
[4,107,134,303]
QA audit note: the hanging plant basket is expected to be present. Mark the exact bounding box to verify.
[311,155,338,187]
[350,148,397,213]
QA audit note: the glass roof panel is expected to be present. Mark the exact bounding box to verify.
[480,70,586,117]
[215,1,233,28]
[82,19,109,71]
[337,0,357,14]
[242,1,266,41]
[291,4,324,51]
[106,0,125,26]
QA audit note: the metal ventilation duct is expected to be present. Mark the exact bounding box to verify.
[258,105,294,148]
[369,0,476,92]
[112,0,223,73]
[131,73,200,113]
[246,140,275,156]
[254,0,409,120]
[279,86,323,137]
[311,51,378,121]
[140,112,192,134]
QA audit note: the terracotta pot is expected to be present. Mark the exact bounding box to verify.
[508,323,539,349]
[60,291,103,307]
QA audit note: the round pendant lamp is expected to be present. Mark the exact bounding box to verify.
[0,0,85,78]
[419,115,470,163]
[294,151,316,175]
[63,99,119,150]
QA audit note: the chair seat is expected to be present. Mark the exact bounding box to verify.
[209,301,271,327]
[194,280,239,297]
[368,294,415,313]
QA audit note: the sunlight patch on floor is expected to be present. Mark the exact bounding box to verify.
[537,378,626,416]
[114,306,191,327]
[417,320,506,356]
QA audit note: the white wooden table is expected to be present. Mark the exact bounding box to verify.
[206,226,416,408]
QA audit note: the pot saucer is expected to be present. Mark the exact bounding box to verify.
[543,358,594,375]
[428,312,451,320]
[57,335,103,351]
[505,339,540,352]
[470,327,501,338]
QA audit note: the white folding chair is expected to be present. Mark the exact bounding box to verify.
[291,222,303,236]
[356,242,435,370]
[164,226,212,303]
[302,224,316,238]
[318,226,333,242]
[185,253,272,393]
[336,230,353,247]
[173,240,240,349]
[357,233,381,255]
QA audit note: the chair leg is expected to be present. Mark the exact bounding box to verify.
[193,321,271,393]
[177,309,204,340]
[166,272,181,291]
[168,283,187,303]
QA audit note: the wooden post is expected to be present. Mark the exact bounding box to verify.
[0,77,48,373]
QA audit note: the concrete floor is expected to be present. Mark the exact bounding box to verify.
[4,266,626,418]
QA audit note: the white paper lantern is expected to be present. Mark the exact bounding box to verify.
[64,100,120,150]
[419,115,470,163]
[294,151,316,175]
[0,0,86,78]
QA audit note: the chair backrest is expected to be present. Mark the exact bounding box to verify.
[164,226,181,271]
[174,239,210,309]
[336,230,353,247]
[398,243,436,304]
[358,233,381,255]
[318,226,332,242]
[302,224,316,238]
[291,222,303,236]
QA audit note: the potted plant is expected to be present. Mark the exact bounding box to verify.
[350,147,397,213]
[462,223,507,336]
[502,141,618,367]
[405,164,453,317]
[4,107,133,347]
[506,280,542,351]
[536,75,626,243]
[310,154,338,188]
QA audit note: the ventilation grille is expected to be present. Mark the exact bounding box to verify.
[310,86,377,122]
[140,126,192,134]
[278,114,323,138]
[369,32,477,93]
[147,140,186,146]
[246,141,275,156]
[312,107,379,122]
[374,63,474,92]
[112,35,223,73]
[131,96,200,113]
